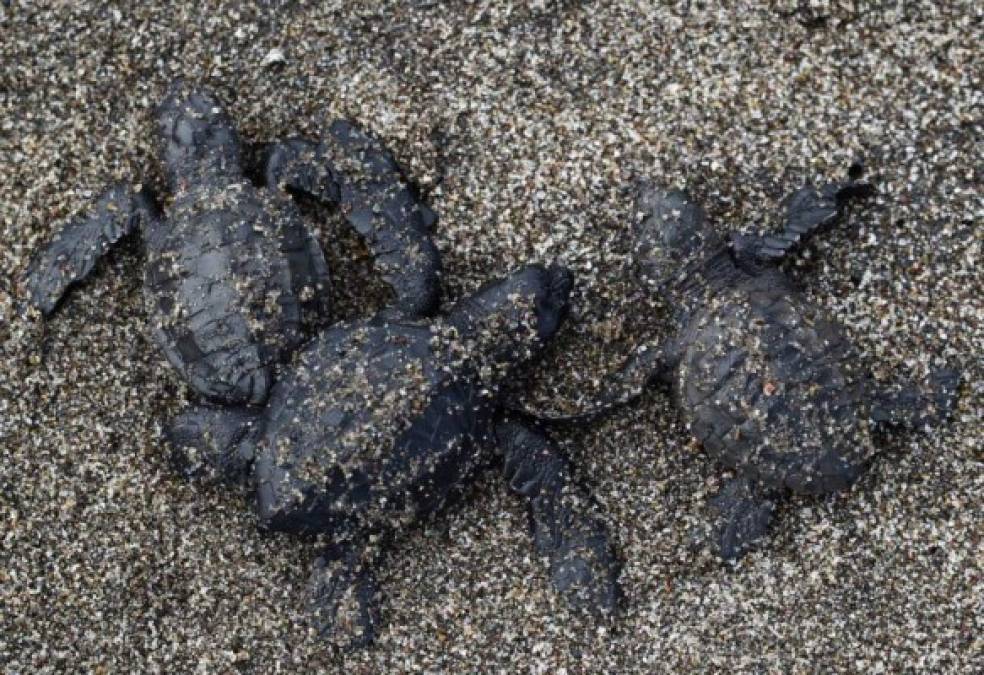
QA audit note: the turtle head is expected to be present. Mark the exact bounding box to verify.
[447,264,573,372]
[632,182,724,289]
[156,81,242,186]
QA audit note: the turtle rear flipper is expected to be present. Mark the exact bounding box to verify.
[24,183,159,315]
[700,476,777,561]
[870,367,961,431]
[308,541,381,650]
[508,340,670,423]
[166,404,261,484]
[497,419,620,615]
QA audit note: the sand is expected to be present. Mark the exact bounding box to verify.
[1,1,981,672]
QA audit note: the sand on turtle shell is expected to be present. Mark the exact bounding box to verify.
[1,1,981,672]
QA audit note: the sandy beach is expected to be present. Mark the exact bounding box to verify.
[1,2,981,672]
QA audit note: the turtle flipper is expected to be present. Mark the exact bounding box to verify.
[508,340,669,423]
[700,476,777,561]
[262,137,340,203]
[262,121,441,320]
[497,419,619,615]
[308,540,381,650]
[165,404,261,485]
[24,183,159,315]
[870,367,961,431]
[732,170,874,269]
[280,211,333,324]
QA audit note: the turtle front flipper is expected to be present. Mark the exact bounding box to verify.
[497,419,619,615]
[308,539,381,650]
[24,183,160,315]
[262,121,441,320]
[278,212,333,325]
[731,168,874,269]
[870,367,961,431]
[700,476,778,561]
[261,137,339,202]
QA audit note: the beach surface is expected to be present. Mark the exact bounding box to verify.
[1,2,981,672]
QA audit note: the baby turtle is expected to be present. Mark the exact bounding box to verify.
[23,81,439,405]
[527,168,960,560]
[168,264,619,647]
[25,81,617,645]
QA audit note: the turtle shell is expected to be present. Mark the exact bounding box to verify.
[676,269,876,495]
[144,180,329,405]
[253,319,496,536]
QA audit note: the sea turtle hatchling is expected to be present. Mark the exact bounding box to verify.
[167,263,619,647]
[523,167,960,560]
[25,82,618,646]
[24,81,440,405]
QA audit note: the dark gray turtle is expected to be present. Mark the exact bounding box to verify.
[168,264,619,647]
[23,81,439,405]
[525,168,960,560]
